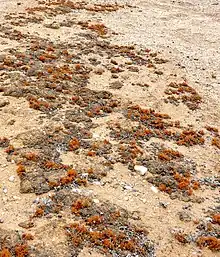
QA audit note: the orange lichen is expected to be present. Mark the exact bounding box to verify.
[158,148,183,161]
[88,23,108,36]
[212,137,220,149]
[174,233,188,244]
[103,239,114,249]
[178,178,190,190]
[4,145,15,154]
[120,240,136,251]
[197,236,220,251]
[25,152,38,161]
[71,198,90,215]
[69,137,80,151]
[34,207,44,217]
[44,160,61,169]
[86,215,103,225]
[177,130,205,146]
[192,181,200,190]
[158,183,167,192]
[14,244,28,257]
[16,164,26,177]
[38,55,46,62]
[0,248,11,257]
[212,214,220,225]
[87,150,96,157]
[29,97,50,110]
[22,233,34,240]
[205,126,218,133]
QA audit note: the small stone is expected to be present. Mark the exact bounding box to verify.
[110,81,124,89]
[0,100,9,108]
[178,211,192,222]
[159,202,169,208]
[150,186,158,193]
[134,165,148,176]
[111,59,118,65]
[9,176,15,182]
[20,179,34,193]
[123,185,133,190]
[131,211,141,220]
[3,187,7,194]
[124,197,129,201]
[18,220,34,229]
[94,67,105,75]
[44,22,60,29]
[154,70,163,75]
[127,66,139,72]
[7,119,15,125]
[0,219,4,223]
[93,199,100,204]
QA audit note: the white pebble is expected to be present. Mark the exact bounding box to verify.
[3,188,7,194]
[134,165,148,175]
[123,185,133,190]
[9,176,15,182]
[93,199,100,204]
[150,186,159,193]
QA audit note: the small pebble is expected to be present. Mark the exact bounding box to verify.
[3,188,7,194]
[150,186,158,193]
[9,176,15,182]
[93,199,100,204]
[134,165,148,176]
[123,185,133,190]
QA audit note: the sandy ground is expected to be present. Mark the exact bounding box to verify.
[0,0,219,257]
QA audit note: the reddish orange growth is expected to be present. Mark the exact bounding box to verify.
[205,126,218,133]
[192,181,200,190]
[110,210,121,220]
[38,55,46,62]
[212,137,220,149]
[0,248,11,257]
[177,130,205,146]
[14,244,28,257]
[158,184,167,192]
[16,164,26,177]
[25,152,38,161]
[86,215,103,225]
[158,184,172,194]
[69,138,80,151]
[174,233,188,244]
[4,145,14,154]
[197,236,220,251]
[22,233,34,240]
[60,169,77,186]
[48,180,59,188]
[29,97,50,110]
[44,160,61,169]
[212,214,220,225]
[75,63,81,70]
[34,207,44,217]
[88,23,108,36]
[71,198,90,215]
[178,178,190,190]
[120,240,136,251]
[158,148,183,161]
[87,150,96,157]
[187,188,193,196]
[103,239,114,249]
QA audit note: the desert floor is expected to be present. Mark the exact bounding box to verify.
[0,1,219,256]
